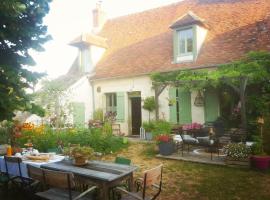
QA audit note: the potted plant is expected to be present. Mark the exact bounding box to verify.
[224,143,251,167]
[156,134,174,156]
[250,117,270,170]
[142,96,156,122]
[142,121,154,140]
[71,146,94,166]
[166,98,176,106]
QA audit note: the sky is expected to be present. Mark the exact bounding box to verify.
[30,0,182,79]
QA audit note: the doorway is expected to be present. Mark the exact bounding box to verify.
[130,97,142,135]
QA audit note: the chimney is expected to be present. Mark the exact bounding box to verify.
[92,1,106,33]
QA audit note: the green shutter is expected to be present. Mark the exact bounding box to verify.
[169,87,177,124]
[179,89,192,125]
[116,92,125,122]
[204,88,220,123]
[72,102,85,126]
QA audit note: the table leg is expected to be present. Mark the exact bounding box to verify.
[99,182,109,200]
[128,173,134,191]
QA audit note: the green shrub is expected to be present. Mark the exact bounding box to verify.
[16,127,127,154]
[152,120,172,136]
[142,121,155,132]
[93,108,104,121]
[225,143,251,160]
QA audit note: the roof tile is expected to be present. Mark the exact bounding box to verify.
[93,0,270,79]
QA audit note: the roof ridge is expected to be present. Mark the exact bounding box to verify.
[106,0,186,22]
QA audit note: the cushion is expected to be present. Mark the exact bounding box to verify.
[182,135,199,144]
[197,136,215,146]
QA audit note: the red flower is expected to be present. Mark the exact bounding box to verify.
[156,134,171,143]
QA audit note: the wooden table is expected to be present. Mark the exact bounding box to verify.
[41,160,137,200]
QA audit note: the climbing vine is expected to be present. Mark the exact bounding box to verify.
[151,51,270,132]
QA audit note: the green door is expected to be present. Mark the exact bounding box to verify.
[73,102,85,126]
[204,88,220,123]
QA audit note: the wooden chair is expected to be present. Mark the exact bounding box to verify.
[112,123,121,135]
[115,157,131,166]
[36,169,97,200]
[4,156,33,189]
[0,171,9,193]
[115,165,163,200]
[27,164,45,191]
[111,157,132,199]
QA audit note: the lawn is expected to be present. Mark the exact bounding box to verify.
[103,142,270,200]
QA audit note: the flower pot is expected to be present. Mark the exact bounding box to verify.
[158,141,174,156]
[250,155,270,170]
[145,132,153,140]
[73,156,88,166]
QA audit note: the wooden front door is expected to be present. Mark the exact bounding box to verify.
[131,97,141,135]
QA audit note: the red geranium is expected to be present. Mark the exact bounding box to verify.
[156,134,171,143]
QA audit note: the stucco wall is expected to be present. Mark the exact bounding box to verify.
[69,76,93,126]
[93,76,150,134]
[191,91,205,124]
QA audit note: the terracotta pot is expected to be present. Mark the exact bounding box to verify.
[73,156,88,166]
[250,155,270,170]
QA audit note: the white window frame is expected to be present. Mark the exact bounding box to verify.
[177,28,194,56]
[106,93,117,113]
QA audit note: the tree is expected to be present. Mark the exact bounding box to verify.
[142,96,156,122]
[0,0,52,121]
[34,79,72,128]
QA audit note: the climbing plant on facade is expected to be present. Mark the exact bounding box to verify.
[151,51,270,133]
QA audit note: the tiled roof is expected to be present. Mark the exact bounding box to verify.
[93,0,270,80]
[170,11,206,29]
[69,33,108,48]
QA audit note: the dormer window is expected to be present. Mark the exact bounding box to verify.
[178,28,193,55]
[170,11,208,64]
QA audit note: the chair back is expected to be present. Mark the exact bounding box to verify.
[43,169,75,189]
[115,156,131,165]
[4,156,23,178]
[27,164,44,183]
[142,165,163,200]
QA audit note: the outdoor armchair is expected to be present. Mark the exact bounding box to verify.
[114,164,163,200]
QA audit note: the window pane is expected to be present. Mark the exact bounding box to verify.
[187,38,193,52]
[178,28,193,54]
[179,39,185,54]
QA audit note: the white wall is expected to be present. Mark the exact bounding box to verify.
[191,91,205,124]
[92,75,209,134]
[90,45,105,69]
[196,25,208,58]
[93,75,160,134]
[68,76,93,126]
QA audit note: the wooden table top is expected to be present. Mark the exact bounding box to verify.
[41,160,137,182]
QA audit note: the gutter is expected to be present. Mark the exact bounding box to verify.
[90,63,228,82]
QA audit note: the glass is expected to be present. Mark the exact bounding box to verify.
[178,28,193,54]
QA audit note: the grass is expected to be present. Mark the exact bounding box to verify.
[104,142,270,200]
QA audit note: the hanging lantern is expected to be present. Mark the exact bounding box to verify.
[194,91,204,107]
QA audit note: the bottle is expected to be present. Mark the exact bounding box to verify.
[6,145,12,156]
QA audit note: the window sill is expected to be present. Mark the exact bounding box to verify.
[174,54,194,64]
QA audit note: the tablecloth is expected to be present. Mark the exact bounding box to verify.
[0,155,64,178]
